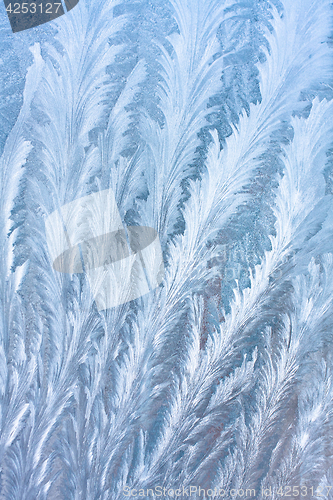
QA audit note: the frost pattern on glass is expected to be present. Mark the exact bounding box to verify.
[0,0,332,498]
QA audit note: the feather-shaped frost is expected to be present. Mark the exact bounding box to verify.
[0,0,332,497]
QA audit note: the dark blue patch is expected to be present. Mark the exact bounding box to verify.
[3,0,79,32]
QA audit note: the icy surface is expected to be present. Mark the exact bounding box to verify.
[0,0,332,498]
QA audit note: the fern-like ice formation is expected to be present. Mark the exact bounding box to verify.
[0,0,332,498]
